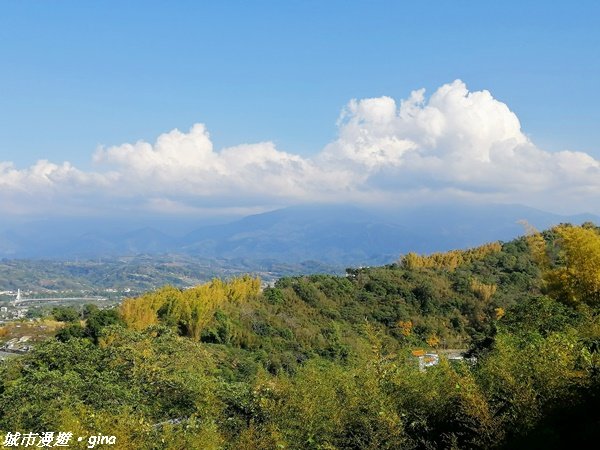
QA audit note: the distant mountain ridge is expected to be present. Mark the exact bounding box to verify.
[1,203,597,267]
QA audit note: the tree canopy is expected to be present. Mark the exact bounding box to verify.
[2,226,600,448]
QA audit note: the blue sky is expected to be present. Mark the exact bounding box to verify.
[1,1,599,217]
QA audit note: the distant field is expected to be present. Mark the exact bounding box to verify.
[0,255,337,292]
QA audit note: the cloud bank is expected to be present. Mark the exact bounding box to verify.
[2,80,599,216]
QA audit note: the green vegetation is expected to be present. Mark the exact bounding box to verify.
[1,224,600,448]
[0,255,338,293]
[53,307,122,344]
[51,306,80,323]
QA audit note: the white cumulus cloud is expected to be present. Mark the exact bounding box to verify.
[1,80,599,216]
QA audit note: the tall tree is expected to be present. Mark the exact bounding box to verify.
[546,225,600,307]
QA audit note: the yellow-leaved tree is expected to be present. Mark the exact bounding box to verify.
[401,242,502,271]
[120,276,260,339]
[545,225,600,307]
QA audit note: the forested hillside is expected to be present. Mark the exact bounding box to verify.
[1,224,600,449]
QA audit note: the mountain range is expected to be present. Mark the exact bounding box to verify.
[1,203,597,267]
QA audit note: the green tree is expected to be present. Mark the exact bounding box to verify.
[84,308,123,343]
[51,306,79,323]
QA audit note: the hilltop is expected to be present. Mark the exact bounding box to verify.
[1,224,599,449]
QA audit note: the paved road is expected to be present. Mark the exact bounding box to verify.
[15,297,107,304]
